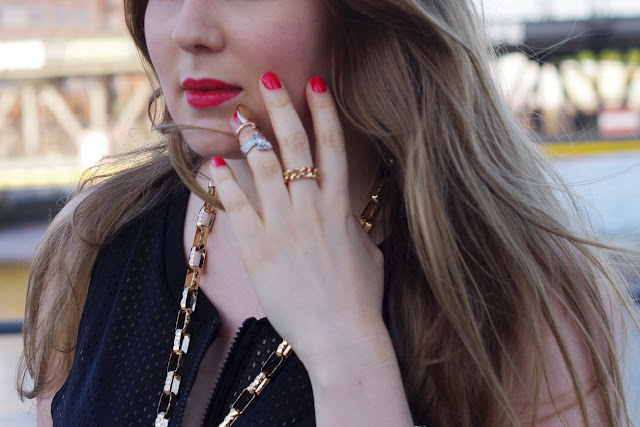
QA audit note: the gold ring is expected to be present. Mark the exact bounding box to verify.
[283,167,320,184]
[234,122,260,141]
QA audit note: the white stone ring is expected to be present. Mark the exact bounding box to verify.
[240,131,273,156]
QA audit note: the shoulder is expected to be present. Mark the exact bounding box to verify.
[511,245,625,425]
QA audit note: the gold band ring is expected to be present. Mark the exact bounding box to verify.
[283,167,320,184]
[234,122,261,141]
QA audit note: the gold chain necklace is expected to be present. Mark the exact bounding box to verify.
[155,182,217,427]
[155,173,388,427]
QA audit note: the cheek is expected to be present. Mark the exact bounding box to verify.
[265,15,330,71]
[244,20,331,123]
[144,9,173,84]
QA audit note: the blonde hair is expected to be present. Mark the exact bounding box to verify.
[20,0,637,425]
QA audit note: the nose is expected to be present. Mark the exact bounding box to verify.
[172,0,224,53]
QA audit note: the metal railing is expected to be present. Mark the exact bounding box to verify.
[0,321,22,335]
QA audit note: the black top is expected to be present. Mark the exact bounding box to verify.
[51,180,315,426]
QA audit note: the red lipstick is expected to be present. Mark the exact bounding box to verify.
[182,78,241,109]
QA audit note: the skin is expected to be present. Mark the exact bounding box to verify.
[37,0,611,425]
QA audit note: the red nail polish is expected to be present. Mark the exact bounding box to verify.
[310,76,327,94]
[212,156,226,167]
[233,111,241,123]
[261,72,282,90]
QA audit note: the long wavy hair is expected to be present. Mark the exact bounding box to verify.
[19,0,637,425]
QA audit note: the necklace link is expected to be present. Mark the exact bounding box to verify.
[219,341,293,427]
[155,183,217,427]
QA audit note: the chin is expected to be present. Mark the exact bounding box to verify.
[182,130,243,159]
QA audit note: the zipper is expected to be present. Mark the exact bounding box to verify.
[200,317,258,426]
[172,316,220,426]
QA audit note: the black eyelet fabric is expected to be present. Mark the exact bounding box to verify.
[51,179,219,426]
[204,319,315,427]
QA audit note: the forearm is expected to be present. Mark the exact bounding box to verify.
[305,325,414,427]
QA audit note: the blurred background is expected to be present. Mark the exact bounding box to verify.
[1,0,639,425]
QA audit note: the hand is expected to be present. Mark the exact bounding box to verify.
[208,73,388,367]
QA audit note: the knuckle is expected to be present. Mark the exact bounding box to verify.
[223,193,249,213]
[283,223,300,244]
[294,199,322,228]
[304,211,323,233]
[314,94,335,109]
[213,171,235,189]
[280,129,309,153]
[319,127,345,150]
[252,240,275,264]
[253,156,282,178]
[269,91,291,109]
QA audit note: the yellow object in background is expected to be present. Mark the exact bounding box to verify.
[542,140,640,157]
[0,264,29,322]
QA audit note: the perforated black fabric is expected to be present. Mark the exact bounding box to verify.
[51,177,318,426]
[203,320,315,427]
[51,179,219,426]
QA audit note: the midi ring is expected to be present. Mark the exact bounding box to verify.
[283,167,320,184]
[241,131,273,156]
[234,122,260,141]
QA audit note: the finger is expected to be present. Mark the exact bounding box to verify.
[259,72,319,202]
[209,156,264,244]
[306,76,349,208]
[232,106,291,227]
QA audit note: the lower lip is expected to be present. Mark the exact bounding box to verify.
[185,89,241,108]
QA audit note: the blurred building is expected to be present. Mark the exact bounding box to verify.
[0,0,125,39]
[0,0,152,198]
[494,18,640,142]
[0,0,150,226]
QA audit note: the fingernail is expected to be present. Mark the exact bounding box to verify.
[235,104,253,123]
[310,76,327,94]
[261,72,282,90]
[212,156,226,168]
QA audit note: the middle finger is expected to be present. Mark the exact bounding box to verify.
[259,72,320,202]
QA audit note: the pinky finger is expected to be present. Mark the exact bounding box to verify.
[209,156,264,242]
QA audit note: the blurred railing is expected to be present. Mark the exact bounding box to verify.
[0,37,155,190]
[0,322,22,335]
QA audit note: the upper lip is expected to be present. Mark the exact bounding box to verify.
[182,78,241,91]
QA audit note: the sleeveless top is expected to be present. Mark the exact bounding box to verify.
[51,183,315,427]
[50,177,405,426]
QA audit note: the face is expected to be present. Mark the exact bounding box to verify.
[144,0,334,159]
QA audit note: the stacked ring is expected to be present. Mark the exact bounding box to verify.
[233,105,273,155]
[241,131,273,156]
[234,122,260,141]
[283,167,320,184]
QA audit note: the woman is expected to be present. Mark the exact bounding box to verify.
[19,0,637,425]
